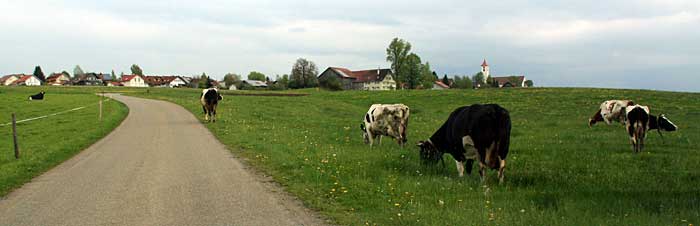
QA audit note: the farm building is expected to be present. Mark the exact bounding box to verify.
[11,75,42,86]
[145,76,188,88]
[432,80,450,90]
[107,81,123,87]
[0,74,21,86]
[242,80,268,88]
[73,73,104,86]
[46,73,71,86]
[121,75,148,87]
[318,67,396,90]
[491,76,528,88]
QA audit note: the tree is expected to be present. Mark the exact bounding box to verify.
[525,80,534,87]
[419,62,436,89]
[73,65,84,78]
[61,70,70,77]
[33,66,45,82]
[278,74,289,88]
[198,72,211,88]
[130,64,143,76]
[404,53,422,89]
[319,74,343,91]
[290,58,319,89]
[111,70,118,81]
[508,76,522,87]
[441,75,449,85]
[224,73,242,87]
[472,72,485,88]
[247,71,266,81]
[452,75,473,89]
[386,37,412,84]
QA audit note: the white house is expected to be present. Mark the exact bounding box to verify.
[12,75,42,86]
[145,76,188,88]
[0,74,21,86]
[46,73,71,86]
[121,75,148,87]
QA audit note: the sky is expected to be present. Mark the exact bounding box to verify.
[1,0,699,92]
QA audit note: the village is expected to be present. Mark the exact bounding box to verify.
[0,59,532,91]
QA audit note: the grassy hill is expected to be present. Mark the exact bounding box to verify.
[131,87,698,225]
[0,87,128,197]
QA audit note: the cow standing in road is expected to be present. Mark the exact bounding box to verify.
[417,104,511,183]
[200,88,223,123]
[360,104,410,147]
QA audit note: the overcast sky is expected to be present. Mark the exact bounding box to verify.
[1,0,699,92]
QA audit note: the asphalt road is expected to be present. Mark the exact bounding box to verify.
[0,94,325,226]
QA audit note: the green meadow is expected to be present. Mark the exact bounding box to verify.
[0,87,128,197]
[131,87,699,226]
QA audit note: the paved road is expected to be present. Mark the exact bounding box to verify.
[0,94,325,226]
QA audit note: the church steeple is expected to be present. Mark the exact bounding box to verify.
[480,59,490,83]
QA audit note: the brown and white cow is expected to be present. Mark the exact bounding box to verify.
[360,104,410,147]
[589,100,635,127]
[200,88,223,122]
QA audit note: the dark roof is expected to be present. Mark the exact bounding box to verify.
[492,76,525,87]
[144,76,181,86]
[326,67,393,83]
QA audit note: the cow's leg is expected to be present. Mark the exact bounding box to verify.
[462,136,477,175]
[465,159,474,175]
[211,106,217,122]
[478,162,487,183]
[455,160,465,177]
[203,106,209,121]
[367,131,375,147]
[377,135,382,145]
[498,158,506,184]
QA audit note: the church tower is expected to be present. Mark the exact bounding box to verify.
[480,59,490,83]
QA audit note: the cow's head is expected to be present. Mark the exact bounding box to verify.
[360,123,369,144]
[416,140,442,165]
[656,114,677,132]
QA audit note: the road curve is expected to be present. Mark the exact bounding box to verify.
[0,94,326,226]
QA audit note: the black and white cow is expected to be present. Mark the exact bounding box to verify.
[360,104,410,147]
[29,91,45,100]
[200,88,223,122]
[417,104,511,183]
[589,100,634,127]
[625,105,678,153]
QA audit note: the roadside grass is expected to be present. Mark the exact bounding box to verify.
[0,86,128,197]
[133,87,698,225]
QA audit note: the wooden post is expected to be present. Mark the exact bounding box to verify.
[12,113,19,159]
[99,92,103,121]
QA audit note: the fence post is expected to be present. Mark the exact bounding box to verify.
[99,93,103,121]
[12,113,19,159]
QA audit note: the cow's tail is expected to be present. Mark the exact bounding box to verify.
[493,108,511,169]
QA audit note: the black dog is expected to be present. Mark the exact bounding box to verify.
[29,91,45,100]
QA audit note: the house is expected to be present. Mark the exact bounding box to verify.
[318,67,396,90]
[0,74,21,86]
[73,73,104,86]
[46,73,71,86]
[107,81,123,87]
[97,73,113,82]
[11,75,42,86]
[145,76,187,88]
[432,80,450,90]
[121,74,148,87]
[491,76,527,88]
[242,80,268,88]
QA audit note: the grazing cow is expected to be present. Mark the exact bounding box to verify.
[200,88,223,122]
[360,104,410,147]
[625,105,651,153]
[625,105,678,153]
[589,100,634,127]
[29,91,45,100]
[416,104,511,183]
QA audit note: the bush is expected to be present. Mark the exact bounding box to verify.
[319,75,343,91]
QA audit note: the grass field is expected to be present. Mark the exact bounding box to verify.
[0,86,128,197]
[130,87,699,225]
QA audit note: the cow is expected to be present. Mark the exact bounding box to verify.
[200,88,223,122]
[589,100,634,127]
[416,104,511,183]
[625,105,678,153]
[29,91,45,100]
[359,104,410,147]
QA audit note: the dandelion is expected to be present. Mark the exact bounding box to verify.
[394,203,400,207]
[397,213,402,217]
[520,209,526,213]
[438,200,445,205]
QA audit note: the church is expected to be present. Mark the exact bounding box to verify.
[479,59,529,88]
